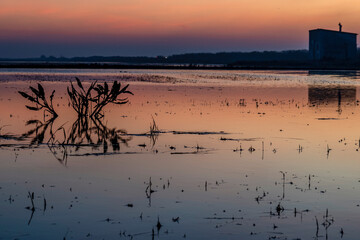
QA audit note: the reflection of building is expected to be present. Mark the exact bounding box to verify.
[308,85,356,111]
[308,70,358,79]
[309,27,357,61]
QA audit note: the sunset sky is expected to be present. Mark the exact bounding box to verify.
[1,0,359,58]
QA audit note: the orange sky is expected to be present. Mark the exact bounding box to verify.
[0,0,359,57]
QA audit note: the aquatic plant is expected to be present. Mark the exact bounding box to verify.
[19,78,133,119]
[17,78,134,162]
[18,83,57,117]
[149,116,160,146]
[91,80,133,117]
[67,77,97,117]
[149,116,159,134]
[67,77,133,118]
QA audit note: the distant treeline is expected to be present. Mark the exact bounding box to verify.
[0,50,310,64]
[2,49,360,70]
[167,50,310,64]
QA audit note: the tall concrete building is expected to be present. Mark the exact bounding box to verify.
[309,25,357,61]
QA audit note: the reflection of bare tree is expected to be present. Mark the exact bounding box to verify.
[21,116,132,165]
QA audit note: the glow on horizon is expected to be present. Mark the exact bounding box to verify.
[0,0,359,57]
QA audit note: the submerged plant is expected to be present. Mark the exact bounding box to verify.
[18,83,57,117]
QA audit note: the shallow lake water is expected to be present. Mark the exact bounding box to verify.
[1,69,360,239]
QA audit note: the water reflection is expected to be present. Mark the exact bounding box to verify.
[21,118,57,145]
[308,85,357,112]
[67,116,131,154]
[308,70,358,79]
[21,116,132,165]
[3,77,360,239]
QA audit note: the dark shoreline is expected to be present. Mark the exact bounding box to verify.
[0,61,360,71]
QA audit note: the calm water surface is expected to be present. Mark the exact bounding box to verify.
[1,69,360,239]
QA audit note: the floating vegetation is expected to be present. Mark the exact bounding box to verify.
[220,137,261,142]
[172,131,227,135]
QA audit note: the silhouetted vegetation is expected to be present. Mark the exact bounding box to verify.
[19,115,132,165]
[67,77,133,117]
[4,49,360,69]
[67,78,97,117]
[19,77,133,118]
[18,83,57,117]
[17,77,134,164]
[0,50,309,64]
[167,50,310,64]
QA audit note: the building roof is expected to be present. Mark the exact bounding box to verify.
[309,28,357,36]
